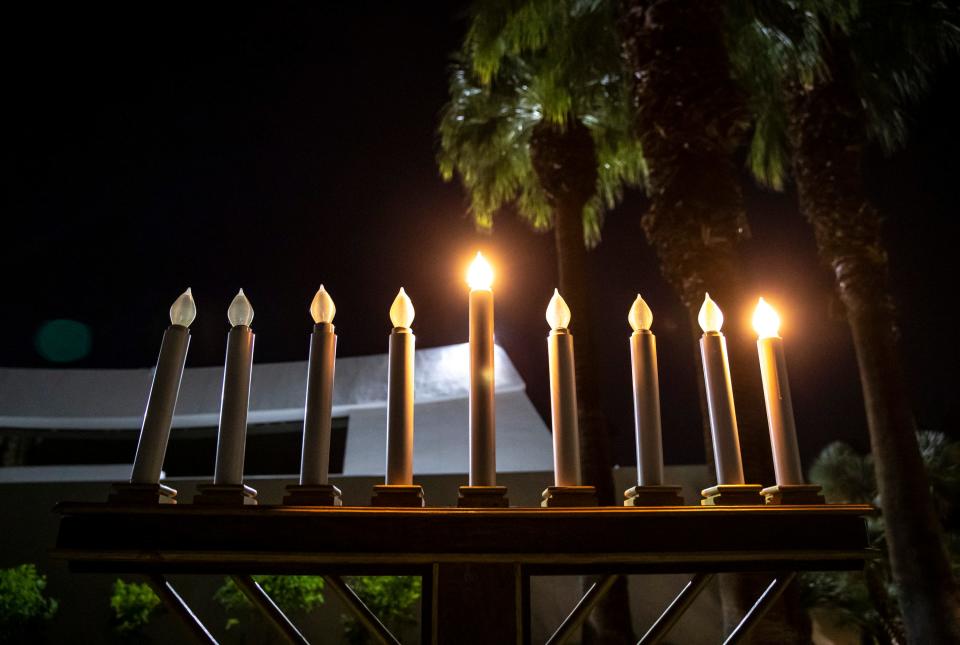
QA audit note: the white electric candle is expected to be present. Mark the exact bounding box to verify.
[300,286,338,485]
[386,288,416,485]
[753,298,804,485]
[698,293,746,485]
[130,289,194,484]
[628,294,665,486]
[214,289,255,486]
[546,289,580,487]
[467,252,496,486]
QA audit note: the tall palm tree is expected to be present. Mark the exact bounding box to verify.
[438,4,644,640]
[731,1,960,641]
[617,2,798,640]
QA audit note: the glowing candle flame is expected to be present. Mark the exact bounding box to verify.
[628,294,653,332]
[169,288,196,327]
[227,289,254,327]
[309,285,336,324]
[390,287,415,328]
[545,289,571,330]
[698,293,724,333]
[752,297,781,339]
[466,252,494,290]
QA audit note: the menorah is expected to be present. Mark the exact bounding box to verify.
[53,255,873,644]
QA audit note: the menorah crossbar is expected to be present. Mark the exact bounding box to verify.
[53,503,874,644]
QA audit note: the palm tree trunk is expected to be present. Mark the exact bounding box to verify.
[531,119,635,643]
[618,0,773,486]
[620,2,808,641]
[788,35,960,645]
[555,198,635,644]
[554,198,617,506]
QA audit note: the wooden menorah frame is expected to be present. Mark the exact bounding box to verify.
[53,502,874,644]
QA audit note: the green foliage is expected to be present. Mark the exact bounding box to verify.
[438,0,645,247]
[808,441,877,505]
[341,576,421,645]
[0,564,58,641]
[214,575,324,629]
[110,579,160,634]
[729,0,960,189]
[802,431,960,642]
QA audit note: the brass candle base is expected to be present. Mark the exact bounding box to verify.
[457,485,508,508]
[283,484,343,506]
[109,482,178,505]
[371,484,425,508]
[700,484,764,506]
[762,484,825,505]
[541,486,598,508]
[193,484,258,506]
[623,485,684,507]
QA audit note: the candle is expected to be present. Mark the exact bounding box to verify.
[386,288,416,485]
[698,293,746,485]
[213,289,255,486]
[130,288,195,484]
[628,294,664,487]
[546,289,581,487]
[467,252,496,486]
[300,286,337,486]
[753,298,804,485]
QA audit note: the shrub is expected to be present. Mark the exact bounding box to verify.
[0,564,58,642]
[342,576,420,645]
[110,579,161,634]
[214,575,325,629]
[802,431,960,643]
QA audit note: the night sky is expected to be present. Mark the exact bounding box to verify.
[4,3,958,468]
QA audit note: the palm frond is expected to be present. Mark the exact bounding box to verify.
[733,0,960,190]
[439,0,646,247]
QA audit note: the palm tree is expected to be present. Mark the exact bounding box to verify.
[730,1,960,641]
[617,0,774,486]
[438,4,644,640]
[617,2,798,640]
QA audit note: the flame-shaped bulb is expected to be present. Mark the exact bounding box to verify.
[752,297,781,339]
[227,289,254,327]
[698,293,724,333]
[310,285,336,324]
[546,289,571,330]
[628,294,653,332]
[169,288,196,327]
[390,287,415,328]
[466,252,494,290]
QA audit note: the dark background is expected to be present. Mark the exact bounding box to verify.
[3,2,957,467]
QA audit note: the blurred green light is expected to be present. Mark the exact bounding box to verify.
[35,319,92,363]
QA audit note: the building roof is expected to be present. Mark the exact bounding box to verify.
[0,343,554,478]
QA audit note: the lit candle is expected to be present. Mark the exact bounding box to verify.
[628,294,664,486]
[213,289,255,486]
[300,286,337,486]
[386,288,416,485]
[753,298,804,485]
[467,252,496,486]
[698,294,746,485]
[130,288,195,485]
[546,289,581,487]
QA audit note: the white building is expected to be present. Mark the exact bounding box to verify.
[0,343,554,482]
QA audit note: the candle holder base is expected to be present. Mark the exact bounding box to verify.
[762,484,825,505]
[193,484,258,506]
[108,482,178,505]
[457,486,509,508]
[700,484,764,506]
[371,485,425,508]
[623,485,684,507]
[283,484,342,507]
[541,486,598,508]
